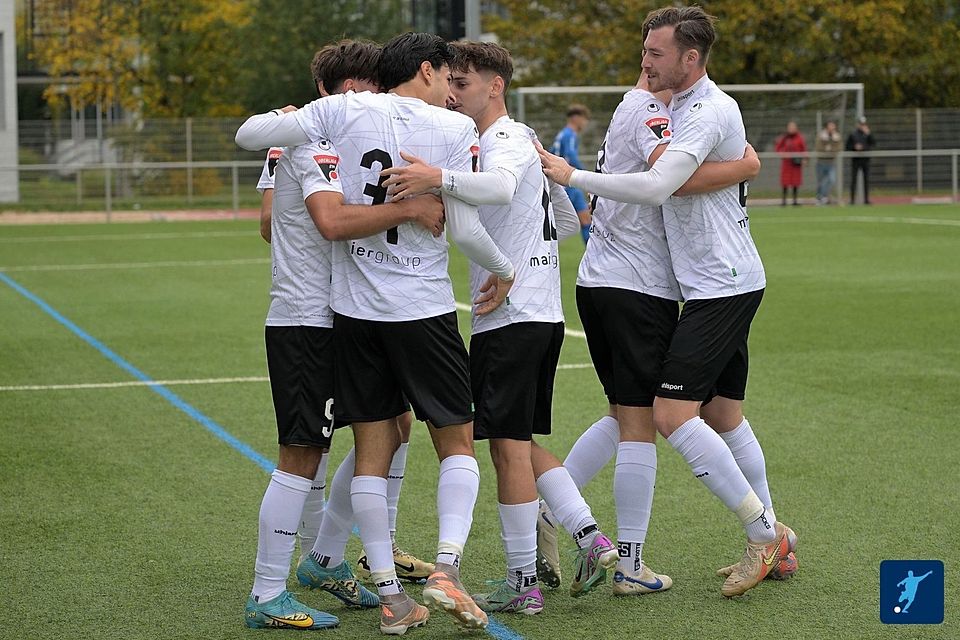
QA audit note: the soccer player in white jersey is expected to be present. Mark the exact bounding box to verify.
[380,41,624,614]
[540,5,797,598]
[244,41,448,631]
[252,40,436,588]
[540,71,761,597]
[237,32,516,633]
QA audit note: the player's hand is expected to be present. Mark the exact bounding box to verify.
[406,193,445,237]
[381,151,442,200]
[535,140,575,186]
[473,273,514,316]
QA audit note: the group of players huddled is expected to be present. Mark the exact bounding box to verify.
[234,4,797,635]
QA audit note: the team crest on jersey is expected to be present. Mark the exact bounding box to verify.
[645,117,671,139]
[470,145,480,172]
[646,102,661,112]
[313,154,340,182]
[495,130,509,139]
[267,148,283,176]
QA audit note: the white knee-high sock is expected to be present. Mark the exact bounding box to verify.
[614,442,657,573]
[252,469,312,602]
[718,418,776,522]
[352,475,401,596]
[536,466,598,548]
[499,500,539,591]
[564,415,619,489]
[387,442,409,544]
[436,455,480,568]
[667,417,775,542]
[298,453,329,561]
[311,447,355,567]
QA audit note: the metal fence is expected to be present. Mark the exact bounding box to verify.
[4,107,960,212]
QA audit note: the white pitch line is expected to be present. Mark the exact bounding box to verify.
[754,215,960,227]
[0,257,270,273]
[454,302,587,339]
[1,366,593,392]
[0,376,269,392]
[0,230,255,244]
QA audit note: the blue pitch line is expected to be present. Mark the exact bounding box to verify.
[2,270,527,640]
[0,271,275,473]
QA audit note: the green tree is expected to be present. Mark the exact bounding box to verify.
[236,0,409,112]
[488,0,960,107]
[34,0,254,117]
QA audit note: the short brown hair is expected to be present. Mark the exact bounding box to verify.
[450,41,514,89]
[642,5,717,67]
[310,39,381,96]
[566,103,591,119]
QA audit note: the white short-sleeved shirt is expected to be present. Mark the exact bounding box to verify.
[265,140,343,327]
[293,91,479,321]
[256,147,284,193]
[664,76,765,300]
[470,116,564,335]
[576,90,681,301]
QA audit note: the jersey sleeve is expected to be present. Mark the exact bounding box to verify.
[256,147,283,193]
[664,102,722,164]
[291,141,343,200]
[635,98,672,163]
[293,93,347,144]
[443,122,514,280]
[483,126,537,184]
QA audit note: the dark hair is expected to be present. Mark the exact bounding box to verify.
[642,5,717,66]
[311,39,381,96]
[566,103,591,119]
[450,41,514,89]
[378,32,455,91]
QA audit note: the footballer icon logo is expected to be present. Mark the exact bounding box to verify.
[647,102,660,112]
[496,130,509,139]
[880,560,944,625]
[691,102,703,112]
[317,139,331,150]
[313,154,340,182]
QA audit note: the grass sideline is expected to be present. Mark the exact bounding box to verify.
[1,204,957,640]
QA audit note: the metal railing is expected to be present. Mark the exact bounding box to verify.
[0,150,957,217]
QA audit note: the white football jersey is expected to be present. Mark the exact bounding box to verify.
[265,141,343,328]
[293,91,479,321]
[664,76,765,300]
[470,116,563,335]
[256,147,284,193]
[577,89,681,301]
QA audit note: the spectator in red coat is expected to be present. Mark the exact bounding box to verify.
[775,121,807,206]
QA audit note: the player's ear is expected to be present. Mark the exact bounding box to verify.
[342,79,355,93]
[491,75,505,97]
[420,60,434,82]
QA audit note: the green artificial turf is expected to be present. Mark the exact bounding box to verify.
[1,205,957,639]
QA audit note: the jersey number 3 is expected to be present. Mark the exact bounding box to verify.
[361,149,398,244]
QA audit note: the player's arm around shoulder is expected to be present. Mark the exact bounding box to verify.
[674,143,760,197]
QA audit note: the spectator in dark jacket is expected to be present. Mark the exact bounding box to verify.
[846,117,876,205]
